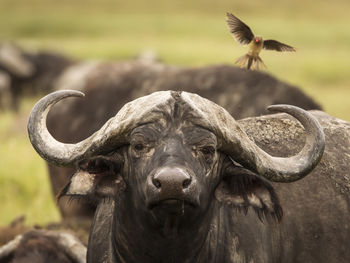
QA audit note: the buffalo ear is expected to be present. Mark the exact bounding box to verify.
[58,154,125,201]
[215,165,283,222]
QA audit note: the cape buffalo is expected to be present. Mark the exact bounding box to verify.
[27,90,350,263]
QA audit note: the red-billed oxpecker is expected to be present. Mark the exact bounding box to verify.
[226,12,296,70]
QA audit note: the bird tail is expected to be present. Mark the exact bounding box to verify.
[254,56,266,70]
[235,54,251,69]
[235,54,266,70]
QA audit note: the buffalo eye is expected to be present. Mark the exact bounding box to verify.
[131,140,152,155]
[200,146,214,155]
[199,146,215,162]
[134,143,145,151]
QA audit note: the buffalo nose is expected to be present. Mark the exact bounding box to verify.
[152,167,192,193]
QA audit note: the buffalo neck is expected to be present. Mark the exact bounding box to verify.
[112,198,221,263]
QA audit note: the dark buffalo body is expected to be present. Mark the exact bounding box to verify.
[49,62,321,138]
[46,62,322,219]
[239,111,350,262]
[27,90,349,262]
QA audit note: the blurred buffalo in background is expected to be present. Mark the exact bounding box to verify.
[0,42,73,111]
[0,228,86,263]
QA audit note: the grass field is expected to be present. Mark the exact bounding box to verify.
[0,0,349,225]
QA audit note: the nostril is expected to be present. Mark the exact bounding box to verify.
[152,178,161,189]
[182,178,191,189]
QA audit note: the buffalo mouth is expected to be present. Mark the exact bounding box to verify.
[148,198,198,213]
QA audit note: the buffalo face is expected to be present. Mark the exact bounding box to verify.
[62,110,225,228]
[126,122,221,224]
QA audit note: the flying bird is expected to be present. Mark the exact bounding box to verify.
[226,12,296,70]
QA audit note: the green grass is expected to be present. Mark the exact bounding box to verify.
[0,0,349,225]
[0,100,61,225]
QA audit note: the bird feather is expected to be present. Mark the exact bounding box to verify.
[226,13,254,45]
[263,39,296,52]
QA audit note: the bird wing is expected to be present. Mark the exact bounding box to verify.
[263,40,296,52]
[226,13,254,45]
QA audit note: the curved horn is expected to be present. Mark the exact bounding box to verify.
[28,90,127,166]
[28,90,176,166]
[181,93,325,183]
[230,105,325,182]
[28,90,90,166]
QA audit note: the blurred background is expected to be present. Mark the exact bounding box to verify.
[0,0,349,226]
